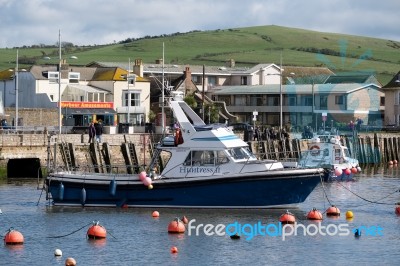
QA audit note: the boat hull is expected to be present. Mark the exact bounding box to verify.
[46,169,323,208]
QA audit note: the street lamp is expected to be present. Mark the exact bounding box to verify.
[44,30,78,134]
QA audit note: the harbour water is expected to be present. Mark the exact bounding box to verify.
[1,166,400,266]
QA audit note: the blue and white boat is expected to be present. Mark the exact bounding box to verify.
[45,92,324,208]
[298,132,361,181]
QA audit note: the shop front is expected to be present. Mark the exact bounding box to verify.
[61,101,116,133]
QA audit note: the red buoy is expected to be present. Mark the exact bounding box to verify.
[395,203,400,215]
[307,208,323,220]
[4,228,24,245]
[344,168,351,175]
[170,246,179,253]
[152,211,160,218]
[351,167,358,174]
[87,222,107,239]
[279,210,296,224]
[168,218,185,233]
[326,205,341,216]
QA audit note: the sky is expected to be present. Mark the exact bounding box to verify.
[0,0,399,48]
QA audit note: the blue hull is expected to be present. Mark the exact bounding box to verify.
[46,172,322,208]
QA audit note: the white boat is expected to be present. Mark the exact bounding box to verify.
[45,92,324,208]
[298,132,361,181]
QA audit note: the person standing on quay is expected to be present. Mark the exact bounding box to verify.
[88,121,96,143]
[94,119,103,143]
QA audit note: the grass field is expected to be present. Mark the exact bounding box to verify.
[1,25,399,84]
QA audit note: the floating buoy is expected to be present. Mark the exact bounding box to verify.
[395,203,400,215]
[334,168,343,176]
[87,221,107,239]
[168,218,185,233]
[80,188,86,206]
[109,179,117,196]
[389,161,393,165]
[59,182,64,201]
[152,211,160,218]
[121,203,128,208]
[326,205,341,216]
[54,248,63,256]
[181,216,189,224]
[230,233,241,239]
[4,228,24,245]
[357,166,362,172]
[354,228,361,237]
[344,168,351,175]
[351,167,358,174]
[148,184,153,190]
[170,246,178,253]
[346,210,354,219]
[279,210,296,224]
[306,208,323,220]
[65,257,77,266]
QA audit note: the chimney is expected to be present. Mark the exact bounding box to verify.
[155,58,163,64]
[184,66,192,89]
[226,59,235,68]
[133,59,143,77]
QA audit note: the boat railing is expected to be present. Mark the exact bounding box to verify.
[49,164,144,176]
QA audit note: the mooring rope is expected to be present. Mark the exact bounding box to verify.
[47,222,93,238]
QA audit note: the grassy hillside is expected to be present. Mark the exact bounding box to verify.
[1,25,399,84]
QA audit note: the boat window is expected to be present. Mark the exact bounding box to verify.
[190,151,215,166]
[323,148,329,156]
[343,148,350,158]
[216,150,229,164]
[229,147,256,160]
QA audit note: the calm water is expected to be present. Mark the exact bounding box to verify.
[1,166,400,266]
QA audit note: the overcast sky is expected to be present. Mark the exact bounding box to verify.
[0,0,399,48]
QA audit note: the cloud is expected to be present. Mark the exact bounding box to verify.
[0,0,399,48]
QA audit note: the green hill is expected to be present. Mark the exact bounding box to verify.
[1,25,399,84]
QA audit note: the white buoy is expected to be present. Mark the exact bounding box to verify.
[0,208,2,214]
[54,248,62,256]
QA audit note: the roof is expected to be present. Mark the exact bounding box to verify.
[29,65,97,80]
[213,83,381,95]
[66,84,110,93]
[324,74,379,85]
[382,72,400,89]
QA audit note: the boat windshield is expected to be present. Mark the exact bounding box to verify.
[343,148,350,158]
[228,147,256,160]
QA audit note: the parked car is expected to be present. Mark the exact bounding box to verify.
[230,123,253,132]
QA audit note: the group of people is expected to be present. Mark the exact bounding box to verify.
[88,120,103,143]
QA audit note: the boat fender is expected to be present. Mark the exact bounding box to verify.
[139,171,146,181]
[58,183,64,201]
[81,188,86,206]
[109,179,117,196]
[310,145,320,156]
[142,176,152,187]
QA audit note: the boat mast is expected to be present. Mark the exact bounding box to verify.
[161,42,165,134]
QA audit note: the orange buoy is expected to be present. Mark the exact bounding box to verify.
[395,203,400,215]
[4,228,24,245]
[279,210,296,224]
[168,218,185,233]
[181,215,189,224]
[87,221,107,239]
[326,205,341,216]
[65,257,77,266]
[344,168,351,175]
[306,208,323,220]
[152,211,160,218]
[170,246,179,253]
[351,167,358,174]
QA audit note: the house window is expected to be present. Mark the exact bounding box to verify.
[250,95,262,106]
[267,96,280,106]
[234,96,246,106]
[68,72,80,84]
[48,71,59,84]
[208,76,216,87]
[304,95,312,106]
[320,95,328,109]
[124,91,140,107]
[381,96,385,106]
[192,75,202,85]
[288,96,296,106]
[240,76,247,85]
[335,95,344,104]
